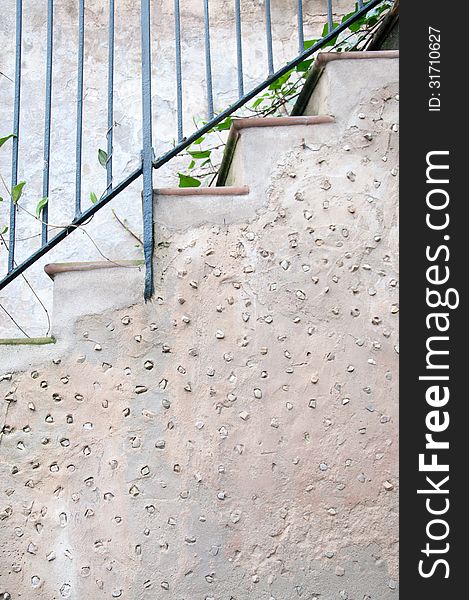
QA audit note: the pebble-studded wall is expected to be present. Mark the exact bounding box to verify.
[0,79,399,599]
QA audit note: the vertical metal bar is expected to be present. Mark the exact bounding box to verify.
[106,0,115,193]
[141,0,154,300]
[297,0,304,53]
[327,0,334,33]
[203,0,214,119]
[41,0,53,246]
[174,0,183,142]
[235,0,244,97]
[264,0,274,75]
[358,1,364,9]
[8,0,22,271]
[75,0,85,217]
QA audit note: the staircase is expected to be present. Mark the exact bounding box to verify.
[0,0,393,305]
[2,50,398,352]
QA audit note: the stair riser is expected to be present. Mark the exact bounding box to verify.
[304,56,399,123]
[225,121,338,189]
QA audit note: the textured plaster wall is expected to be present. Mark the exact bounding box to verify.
[0,0,354,337]
[0,64,398,599]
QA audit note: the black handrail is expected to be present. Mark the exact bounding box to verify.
[0,0,387,297]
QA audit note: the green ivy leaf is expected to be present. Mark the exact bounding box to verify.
[188,160,196,170]
[296,59,313,72]
[347,14,367,32]
[0,134,16,149]
[269,71,293,91]
[177,173,201,188]
[214,117,232,131]
[35,196,48,218]
[90,191,98,204]
[252,97,265,108]
[188,149,211,160]
[342,9,356,22]
[0,225,8,235]
[98,149,108,169]
[321,22,340,46]
[12,181,26,204]
[303,39,318,50]
[364,14,379,26]
[193,136,205,145]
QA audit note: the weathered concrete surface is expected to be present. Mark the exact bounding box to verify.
[302,54,400,125]
[0,0,356,338]
[0,60,398,599]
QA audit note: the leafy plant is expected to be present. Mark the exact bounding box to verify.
[12,181,26,204]
[35,197,48,218]
[178,173,202,188]
[0,134,16,149]
[98,148,108,169]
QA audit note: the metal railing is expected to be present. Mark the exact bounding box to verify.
[0,0,385,300]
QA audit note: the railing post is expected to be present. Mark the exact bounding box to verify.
[203,0,214,119]
[327,0,334,33]
[265,0,274,75]
[234,0,244,97]
[174,0,183,143]
[297,0,304,54]
[106,0,115,194]
[141,0,154,301]
[74,0,85,218]
[8,0,23,272]
[42,0,53,245]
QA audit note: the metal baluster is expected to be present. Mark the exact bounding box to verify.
[106,0,115,193]
[41,0,53,245]
[264,0,274,74]
[327,0,334,33]
[203,0,214,119]
[297,0,304,53]
[358,1,364,9]
[8,0,22,271]
[235,0,244,97]
[75,0,85,217]
[140,0,154,300]
[174,0,183,142]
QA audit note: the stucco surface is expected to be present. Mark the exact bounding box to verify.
[0,60,398,599]
[1,0,357,337]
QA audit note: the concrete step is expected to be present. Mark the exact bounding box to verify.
[0,261,145,370]
[44,261,144,341]
[153,185,256,229]
[216,115,336,188]
[292,50,399,121]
